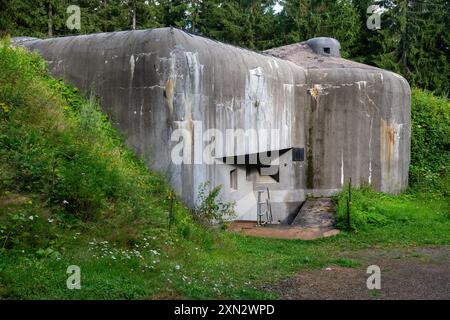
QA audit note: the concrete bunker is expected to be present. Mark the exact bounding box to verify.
[19,28,411,223]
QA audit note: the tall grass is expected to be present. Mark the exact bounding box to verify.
[0,38,193,250]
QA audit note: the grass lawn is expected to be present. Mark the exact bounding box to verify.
[1,192,448,299]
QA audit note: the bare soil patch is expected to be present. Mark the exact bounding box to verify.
[266,246,450,299]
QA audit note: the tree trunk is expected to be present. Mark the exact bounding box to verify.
[129,0,136,30]
[399,0,409,74]
[48,2,53,37]
[103,0,108,32]
[191,0,197,33]
[132,3,136,30]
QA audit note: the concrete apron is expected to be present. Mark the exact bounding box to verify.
[228,198,340,240]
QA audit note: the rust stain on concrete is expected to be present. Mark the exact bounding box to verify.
[165,76,174,123]
[380,118,395,173]
[308,86,320,100]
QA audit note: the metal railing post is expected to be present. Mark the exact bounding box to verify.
[347,178,352,231]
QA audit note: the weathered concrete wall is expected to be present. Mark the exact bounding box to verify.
[305,69,410,195]
[20,28,411,222]
[265,42,411,196]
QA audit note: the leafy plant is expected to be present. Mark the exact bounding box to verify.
[336,186,389,232]
[0,200,59,251]
[194,182,235,228]
[409,89,449,197]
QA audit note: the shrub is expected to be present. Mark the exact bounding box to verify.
[0,197,60,252]
[336,186,388,232]
[409,89,450,196]
[193,182,235,228]
[0,38,46,107]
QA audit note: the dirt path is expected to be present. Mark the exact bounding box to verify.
[265,246,450,300]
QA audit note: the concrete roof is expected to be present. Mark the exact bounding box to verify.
[264,42,380,70]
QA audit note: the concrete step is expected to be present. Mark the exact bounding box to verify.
[291,197,336,229]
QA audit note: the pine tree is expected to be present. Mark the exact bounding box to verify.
[375,0,449,96]
[350,0,385,63]
[0,0,447,96]
[159,0,189,28]
[188,0,278,50]
[281,0,361,57]
[134,0,164,29]
[0,0,69,37]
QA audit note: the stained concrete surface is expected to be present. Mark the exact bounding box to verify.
[291,198,336,228]
[229,197,338,240]
[228,221,340,240]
